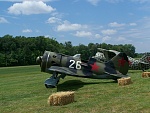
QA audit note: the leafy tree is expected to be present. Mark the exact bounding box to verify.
[0,35,137,67]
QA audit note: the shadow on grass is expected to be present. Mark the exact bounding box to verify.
[57,80,116,91]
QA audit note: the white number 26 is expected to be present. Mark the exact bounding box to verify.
[69,60,81,69]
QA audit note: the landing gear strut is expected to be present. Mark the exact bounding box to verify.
[44,72,66,88]
[44,72,59,88]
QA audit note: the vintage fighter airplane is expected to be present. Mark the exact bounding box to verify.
[93,48,150,71]
[36,51,129,88]
[139,52,150,64]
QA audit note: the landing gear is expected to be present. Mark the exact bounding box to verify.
[44,72,59,88]
[44,72,66,88]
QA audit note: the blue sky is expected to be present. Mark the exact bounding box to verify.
[0,0,150,53]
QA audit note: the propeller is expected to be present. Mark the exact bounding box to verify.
[36,51,59,72]
[36,56,42,65]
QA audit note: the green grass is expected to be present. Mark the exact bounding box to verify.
[0,66,150,113]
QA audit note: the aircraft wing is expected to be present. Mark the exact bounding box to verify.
[139,61,149,65]
[104,71,129,78]
[47,66,78,76]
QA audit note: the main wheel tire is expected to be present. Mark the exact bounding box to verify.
[45,84,56,88]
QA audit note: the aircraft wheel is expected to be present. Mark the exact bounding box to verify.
[45,84,56,88]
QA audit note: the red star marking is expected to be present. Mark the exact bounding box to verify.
[90,62,99,71]
[128,60,132,66]
[118,57,127,67]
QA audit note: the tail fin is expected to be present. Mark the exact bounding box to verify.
[140,52,150,64]
[109,52,129,75]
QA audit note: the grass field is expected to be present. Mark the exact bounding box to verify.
[0,65,150,113]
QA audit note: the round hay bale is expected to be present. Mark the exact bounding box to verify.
[142,72,150,78]
[118,77,132,86]
[48,91,75,106]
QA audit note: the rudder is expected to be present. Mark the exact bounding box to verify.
[110,52,129,75]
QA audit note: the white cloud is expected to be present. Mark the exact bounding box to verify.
[139,5,150,11]
[22,29,32,33]
[74,31,92,37]
[116,36,132,43]
[130,0,150,3]
[121,17,150,39]
[0,17,9,23]
[45,35,50,38]
[109,22,125,27]
[56,20,88,31]
[102,36,111,42]
[8,1,55,15]
[51,12,63,18]
[105,0,123,3]
[87,0,100,6]
[117,36,126,41]
[4,0,54,2]
[129,23,137,26]
[101,29,117,35]
[87,0,124,5]
[95,34,101,38]
[46,17,61,24]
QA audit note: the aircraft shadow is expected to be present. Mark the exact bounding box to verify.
[57,80,116,92]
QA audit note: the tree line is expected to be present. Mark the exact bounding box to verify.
[0,34,137,67]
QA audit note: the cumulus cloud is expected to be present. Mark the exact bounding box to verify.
[101,29,117,35]
[129,23,137,26]
[87,0,125,5]
[74,31,92,37]
[0,17,9,23]
[105,0,123,3]
[95,34,101,38]
[121,17,150,40]
[109,22,125,27]
[102,36,111,42]
[117,36,126,41]
[87,0,100,6]
[22,29,32,33]
[8,1,55,15]
[115,36,132,44]
[131,0,150,3]
[4,0,54,2]
[56,20,88,31]
[46,17,61,24]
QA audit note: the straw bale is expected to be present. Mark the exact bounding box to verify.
[118,77,132,86]
[48,91,74,106]
[142,72,150,78]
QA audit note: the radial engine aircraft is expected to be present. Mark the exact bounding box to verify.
[36,51,129,88]
[93,48,150,71]
[139,52,150,64]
